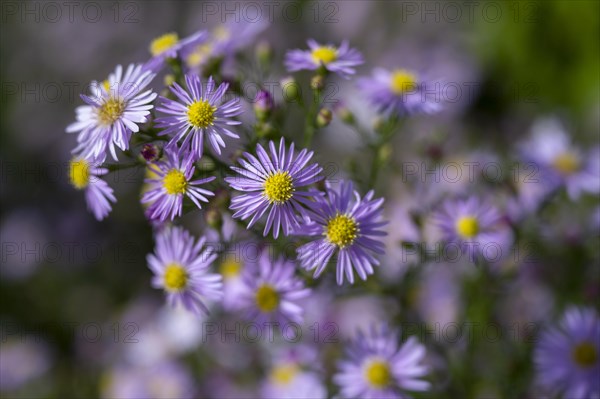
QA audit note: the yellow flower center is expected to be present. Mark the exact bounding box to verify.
[98,97,125,126]
[311,46,338,65]
[455,216,479,239]
[270,364,298,385]
[220,256,242,279]
[364,360,392,389]
[390,69,418,95]
[325,214,358,248]
[552,152,580,175]
[213,26,230,41]
[163,263,188,291]
[255,284,279,313]
[102,79,110,92]
[187,43,213,67]
[69,159,90,190]
[163,169,187,195]
[187,100,216,129]
[263,171,294,204]
[572,341,598,368]
[150,32,179,56]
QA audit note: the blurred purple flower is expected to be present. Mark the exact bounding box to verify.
[535,307,600,399]
[285,39,363,79]
[234,250,310,324]
[334,325,430,399]
[435,197,513,264]
[519,118,600,200]
[357,67,441,116]
[144,30,207,73]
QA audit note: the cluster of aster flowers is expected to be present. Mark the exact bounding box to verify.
[64,24,600,399]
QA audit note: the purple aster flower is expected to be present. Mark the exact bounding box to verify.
[147,226,223,315]
[535,307,599,399]
[296,180,387,285]
[334,325,430,399]
[261,363,326,399]
[143,30,207,73]
[225,138,323,238]
[68,157,116,221]
[183,21,269,70]
[234,250,310,325]
[519,118,600,200]
[434,197,513,264]
[357,67,441,116]
[285,39,363,79]
[141,148,215,221]
[218,240,260,311]
[67,64,156,161]
[155,74,242,160]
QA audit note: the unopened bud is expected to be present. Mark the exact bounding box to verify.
[254,89,274,121]
[316,108,333,128]
[372,117,385,132]
[255,40,272,66]
[281,76,300,103]
[310,75,325,91]
[334,102,355,124]
[256,122,275,138]
[140,144,160,162]
[378,144,392,163]
[163,74,175,87]
[205,208,222,230]
[197,157,216,172]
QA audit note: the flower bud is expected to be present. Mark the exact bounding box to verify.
[140,144,160,162]
[255,40,272,66]
[256,122,275,138]
[281,76,300,103]
[316,108,333,128]
[205,208,222,230]
[378,144,392,163]
[334,102,355,124]
[310,75,325,91]
[254,89,274,121]
[163,74,175,87]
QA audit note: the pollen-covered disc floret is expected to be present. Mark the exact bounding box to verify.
[235,250,310,324]
[263,171,294,204]
[141,147,215,221]
[357,67,441,116]
[155,74,242,161]
[285,39,363,78]
[68,157,116,221]
[325,213,358,248]
[535,307,600,398]
[147,226,222,315]
[296,180,387,285]
[334,325,430,399]
[163,263,188,292]
[225,137,323,239]
[66,64,156,162]
[187,100,216,128]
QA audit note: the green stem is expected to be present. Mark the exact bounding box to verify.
[303,89,322,147]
